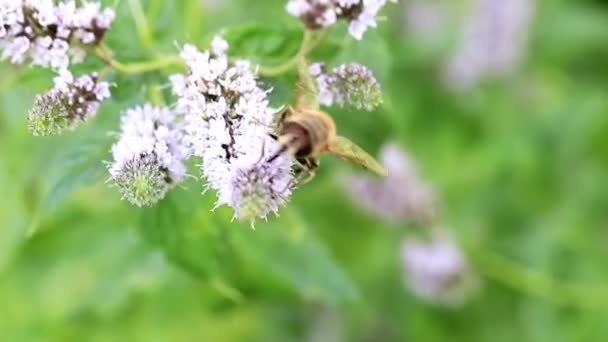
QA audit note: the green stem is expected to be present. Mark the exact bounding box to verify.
[465,242,608,311]
[94,45,184,74]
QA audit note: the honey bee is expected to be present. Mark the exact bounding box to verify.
[268,105,387,185]
[267,58,387,185]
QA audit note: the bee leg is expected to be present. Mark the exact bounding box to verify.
[295,168,316,186]
[292,157,318,187]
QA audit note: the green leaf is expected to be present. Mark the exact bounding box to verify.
[28,134,111,234]
[223,24,301,63]
[232,208,358,304]
[138,183,231,279]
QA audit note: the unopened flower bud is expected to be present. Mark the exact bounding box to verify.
[111,152,173,207]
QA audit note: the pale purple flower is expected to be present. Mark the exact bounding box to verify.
[285,0,397,40]
[341,142,436,223]
[0,0,115,70]
[400,234,475,307]
[109,105,190,207]
[28,70,110,136]
[310,62,382,110]
[442,0,533,90]
[171,37,294,222]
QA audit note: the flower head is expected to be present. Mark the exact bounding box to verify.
[171,37,293,221]
[400,234,475,307]
[310,62,382,110]
[109,105,190,207]
[0,0,115,70]
[341,142,436,223]
[28,71,110,136]
[285,0,397,40]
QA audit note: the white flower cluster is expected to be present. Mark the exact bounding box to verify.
[442,0,533,89]
[170,37,294,221]
[0,0,115,70]
[286,0,397,40]
[401,235,474,307]
[309,62,382,111]
[28,70,110,136]
[109,105,190,207]
[342,142,436,222]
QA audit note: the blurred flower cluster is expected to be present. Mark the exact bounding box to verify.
[442,0,534,89]
[1,0,115,135]
[286,0,397,39]
[401,234,475,307]
[342,142,476,306]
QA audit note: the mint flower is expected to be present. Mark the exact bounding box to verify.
[0,0,115,70]
[28,71,110,136]
[310,62,382,111]
[171,37,294,221]
[109,105,190,207]
[286,0,397,40]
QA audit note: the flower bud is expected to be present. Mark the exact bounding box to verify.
[111,152,173,207]
[28,71,110,136]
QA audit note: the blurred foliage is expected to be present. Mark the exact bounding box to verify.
[1,0,608,341]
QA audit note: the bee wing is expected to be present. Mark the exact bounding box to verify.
[328,135,388,177]
[296,57,320,111]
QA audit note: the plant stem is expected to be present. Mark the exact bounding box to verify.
[257,29,328,77]
[94,45,184,74]
[465,242,608,310]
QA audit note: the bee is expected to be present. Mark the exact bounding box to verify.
[268,106,387,185]
[267,58,387,185]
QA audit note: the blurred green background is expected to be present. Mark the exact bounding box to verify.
[1,0,608,341]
